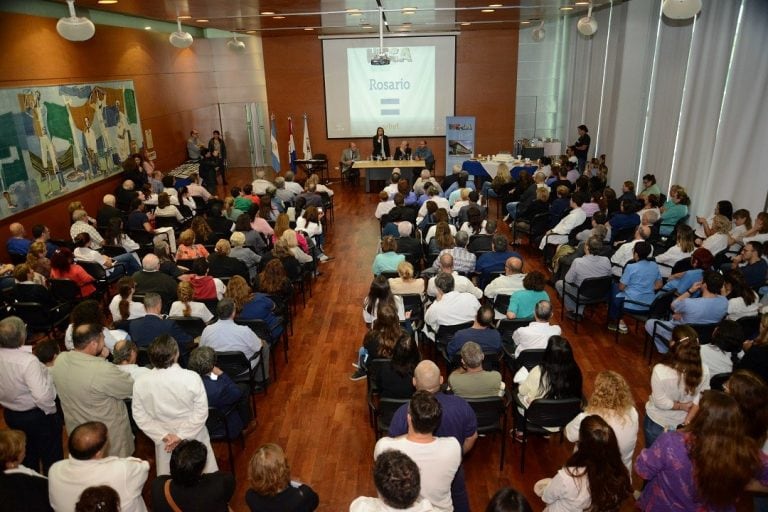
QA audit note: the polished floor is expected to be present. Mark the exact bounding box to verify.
[215,168,656,512]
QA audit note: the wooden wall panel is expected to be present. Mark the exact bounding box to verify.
[0,12,221,258]
[263,29,519,179]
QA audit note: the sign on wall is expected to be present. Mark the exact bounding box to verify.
[445,116,475,176]
[0,80,142,219]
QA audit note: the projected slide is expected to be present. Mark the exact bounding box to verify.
[322,36,456,138]
[347,46,435,136]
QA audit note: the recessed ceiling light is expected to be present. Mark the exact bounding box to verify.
[97,0,118,4]
[273,16,285,19]
[489,3,503,7]
[346,8,362,15]
[178,15,191,19]
[195,19,209,22]
[144,26,151,30]
[520,20,531,25]
[246,30,256,33]
[560,6,574,11]
[304,27,314,31]
[481,9,495,13]
[402,7,416,14]
[575,1,590,4]
[260,11,275,15]
[460,22,471,26]
[402,11,414,15]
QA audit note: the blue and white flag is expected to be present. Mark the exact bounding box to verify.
[270,115,280,172]
[288,116,297,172]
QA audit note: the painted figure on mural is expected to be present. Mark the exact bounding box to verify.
[89,87,116,166]
[24,90,66,190]
[82,116,100,178]
[115,99,131,162]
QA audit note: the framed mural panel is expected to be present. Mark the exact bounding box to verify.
[0,80,142,219]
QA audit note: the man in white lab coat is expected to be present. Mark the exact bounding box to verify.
[132,334,217,476]
[48,421,149,512]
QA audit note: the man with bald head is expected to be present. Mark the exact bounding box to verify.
[131,254,179,306]
[48,421,149,512]
[97,193,123,227]
[484,256,526,304]
[426,253,482,299]
[610,224,653,277]
[388,360,477,512]
[6,222,31,258]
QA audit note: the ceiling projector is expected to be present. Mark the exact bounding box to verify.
[371,54,390,66]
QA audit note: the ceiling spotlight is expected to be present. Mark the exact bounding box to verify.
[577,4,598,35]
[273,16,286,19]
[661,0,702,19]
[489,3,503,7]
[195,19,208,23]
[460,22,471,26]
[169,17,193,48]
[481,9,495,13]
[227,33,246,52]
[97,0,118,4]
[144,26,151,30]
[560,6,574,11]
[402,7,416,14]
[520,20,531,25]
[260,11,275,15]
[57,0,96,42]
[304,27,314,31]
[177,15,191,19]
[531,21,545,42]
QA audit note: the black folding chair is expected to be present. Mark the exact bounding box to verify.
[559,275,612,332]
[467,395,510,469]
[514,397,582,472]
[215,349,267,415]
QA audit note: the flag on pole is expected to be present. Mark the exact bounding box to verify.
[302,114,312,160]
[287,116,297,172]
[270,114,280,172]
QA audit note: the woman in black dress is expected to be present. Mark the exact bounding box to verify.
[372,127,390,160]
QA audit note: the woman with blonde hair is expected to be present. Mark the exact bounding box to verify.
[169,281,213,323]
[388,260,425,296]
[644,324,709,448]
[26,241,51,278]
[696,214,731,254]
[223,196,244,222]
[565,371,638,475]
[245,443,318,511]
[108,276,146,324]
[273,213,310,254]
[280,229,313,265]
[305,173,333,197]
[176,229,209,261]
[654,224,695,278]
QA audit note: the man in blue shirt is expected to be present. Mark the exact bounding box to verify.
[475,235,522,288]
[388,360,477,512]
[446,304,502,360]
[646,270,728,353]
[413,140,435,170]
[6,222,31,259]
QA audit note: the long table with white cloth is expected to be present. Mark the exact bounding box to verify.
[353,159,426,192]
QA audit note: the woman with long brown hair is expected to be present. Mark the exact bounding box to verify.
[536,415,631,511]
[424,208,455,244]
[169,281,213,323]
[191,216,214,245]
[643,324,709,448]
[108,276,146,324]
[565,370,638,475]
[725,369,768,445]
[429,221,455,255]
[256,259,292,317]
[351,302,408,381]
[636,390,767,511]
[224,275,283,339]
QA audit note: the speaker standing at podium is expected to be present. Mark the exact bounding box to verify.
[372,126,390,159]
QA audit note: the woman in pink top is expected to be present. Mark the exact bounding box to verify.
[176,229,210,261]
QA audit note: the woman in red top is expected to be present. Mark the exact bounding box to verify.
[50,247,96,298]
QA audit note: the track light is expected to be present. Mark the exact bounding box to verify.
[169,18,193,48]
[531,21,545,42]
[227,33,246,52]
[577,4,598,36]
[661,0,702,19]
[57,0,95,42]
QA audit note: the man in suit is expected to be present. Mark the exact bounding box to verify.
[97,194,123,228]
[396,222,421,256]
[132,254,179,306]
[129,293,193,352]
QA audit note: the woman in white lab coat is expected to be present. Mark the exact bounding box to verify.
[132,335,218,476]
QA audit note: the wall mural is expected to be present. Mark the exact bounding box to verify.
[0,80,142,219]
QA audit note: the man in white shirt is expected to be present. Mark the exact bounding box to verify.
[350,450,433,512]
[427,254,482,299]
[201,298,268,376]
[251,169,273,196]
[186,173,212,201]
[48,421,149,512]
[0,316,62,473]
[417,188,450,223]
[112,340,150,383]
[511,301,562,357]
[484,256,526,301]
[424,273,481,334]
[610,225,652,277]
[539,193,588,250]
[69,209,103,249]
[283,171,304,196]
[373,391,461,512]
